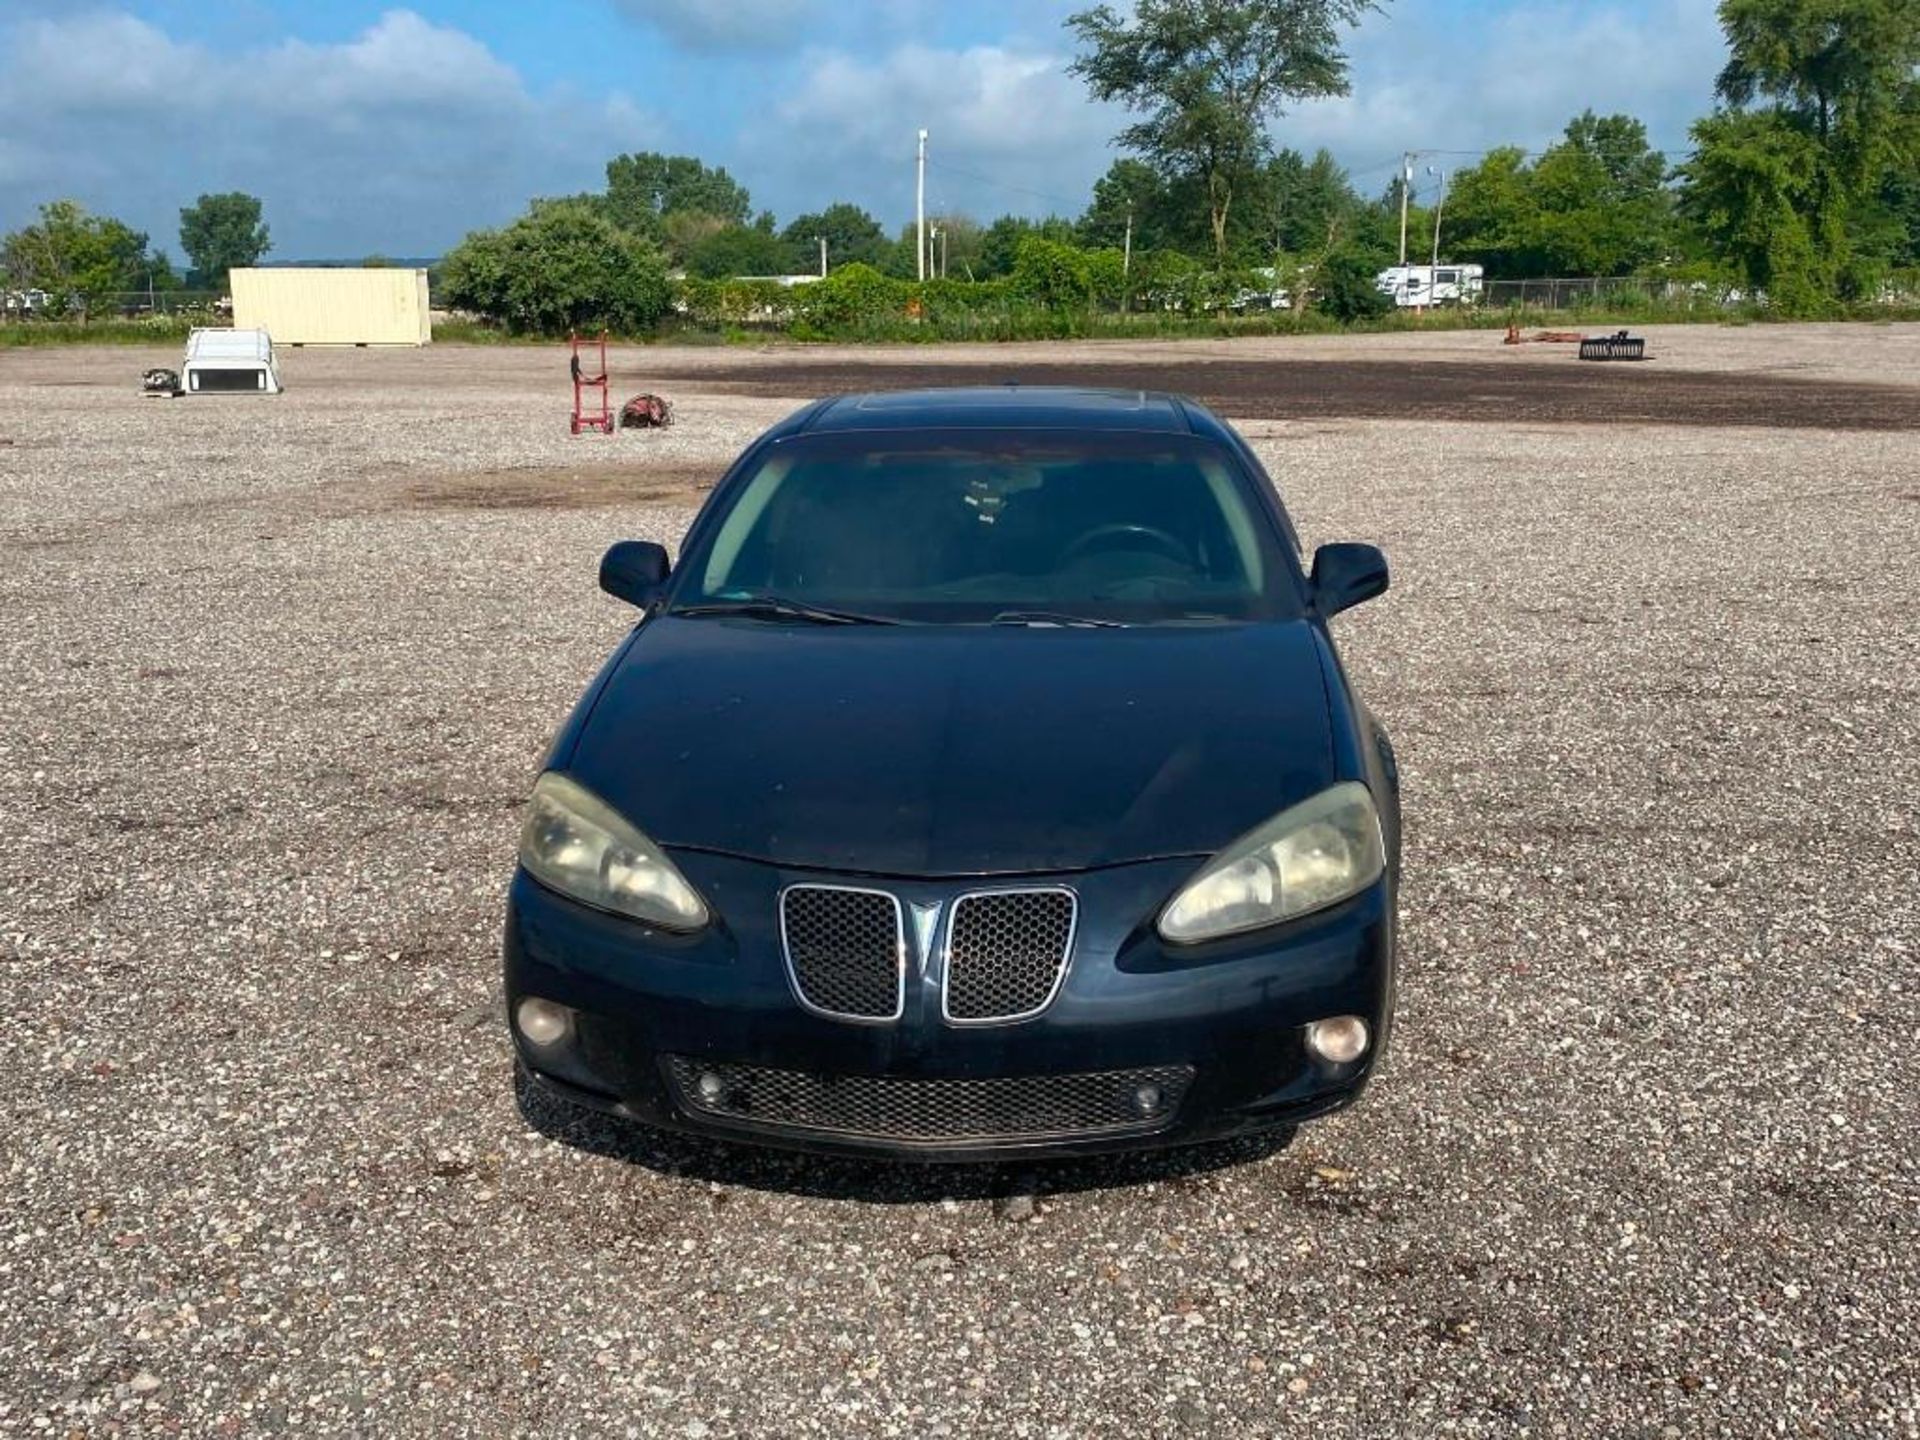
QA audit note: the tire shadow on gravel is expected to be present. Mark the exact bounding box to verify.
[514,1065,1295,1203]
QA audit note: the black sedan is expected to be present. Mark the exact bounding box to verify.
[506,387,1399,1161]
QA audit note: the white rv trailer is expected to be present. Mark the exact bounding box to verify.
[179,327,283,395]
[1375,264,1485,308]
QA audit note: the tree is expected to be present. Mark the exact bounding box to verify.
[686,217,792,279]
[880,213,988,280]
[178,192,270,289]
[881,223,925,279]
[438,201,671,334]
[1435,114,1675,278]
[1525,113,1675,276]
[1440,147,1543,275]
[659,210,731,265]
[604,152,752,239]
[1078,158,1174,251]
[1268,148,1363,256]
[1679,109,1829,307]
[1067,0,1380,259]
[2,200,161,315]
[926,213,987,279]
[1884,150,1920,267]
[779,203,892,272]
[1020,237,1124,309]
[1313,247,1392,321]
[978,215,1078,278]
[1683,0,1920,303]
[1717,0,1920,182]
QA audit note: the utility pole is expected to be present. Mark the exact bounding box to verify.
[1123,202,1134,280]
[1397,151,1413,268]
[940,226,948,279]
[818,235,827,278]
[916,129,929,283]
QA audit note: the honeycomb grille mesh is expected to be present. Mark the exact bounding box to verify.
[666,1058,1194,1144]
[781,886,902,1020]
[944,890,1076,1021]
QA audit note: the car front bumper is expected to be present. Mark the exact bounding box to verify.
[503,852,1395,1163]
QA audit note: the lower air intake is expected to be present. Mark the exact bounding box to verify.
[666,1059,1195,1145]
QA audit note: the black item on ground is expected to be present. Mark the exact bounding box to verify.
[1579,331,1647,361]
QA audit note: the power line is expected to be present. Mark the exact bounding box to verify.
[923,157,1085,214]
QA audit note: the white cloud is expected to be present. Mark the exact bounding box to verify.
[614,0,818,52]
[1272,2,1729,188]
[757,43,1120,222]
[739,3,1727,227]
[0,9,664,257]
[0,2,1734,255]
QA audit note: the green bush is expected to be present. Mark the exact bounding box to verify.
[675,278,798,329]
[1313,250,1392,323]
[790,263,912,335]
[439,203,670,335]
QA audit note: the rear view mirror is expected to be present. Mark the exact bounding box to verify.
[1311,543,1389,617]
[600,540,671,608]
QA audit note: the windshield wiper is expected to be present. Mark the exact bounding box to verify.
[990,610,1127,629]
[673,595,903,626]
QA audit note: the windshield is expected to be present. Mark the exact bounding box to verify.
[672,432,1300,626]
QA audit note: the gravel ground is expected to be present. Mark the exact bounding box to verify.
[1,330,1916,1438]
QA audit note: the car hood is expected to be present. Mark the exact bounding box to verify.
[565,616,1336,876]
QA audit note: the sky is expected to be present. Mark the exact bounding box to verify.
[0,0,1732,261]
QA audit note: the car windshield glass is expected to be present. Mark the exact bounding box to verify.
[673,432,1299,626]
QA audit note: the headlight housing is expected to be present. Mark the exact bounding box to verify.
[1158,782,1385,945]
[517,772,709,931]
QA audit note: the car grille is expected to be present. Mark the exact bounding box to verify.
[665,1058,1195,1144]
[780,885,904,1021]
[943,889,1077,1023]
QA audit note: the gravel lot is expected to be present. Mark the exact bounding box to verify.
[2,327,1916,1437]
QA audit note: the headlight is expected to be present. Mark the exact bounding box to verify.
[1158,782,1385,945]
[517,772,709,931]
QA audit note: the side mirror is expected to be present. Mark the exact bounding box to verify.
[599,540,671,608]
[1311,543,1389,617]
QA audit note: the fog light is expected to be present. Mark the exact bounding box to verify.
[695,1070,727,1104]
[514,997,572,1048]
[1305,1015,1370,1065]
[1133,1082,1166,1116]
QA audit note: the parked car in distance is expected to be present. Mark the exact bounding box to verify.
[506,386,1400,1162]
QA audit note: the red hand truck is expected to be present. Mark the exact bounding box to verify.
[569,331,613,435]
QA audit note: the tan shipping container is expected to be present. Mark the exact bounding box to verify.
[229,268,431,346]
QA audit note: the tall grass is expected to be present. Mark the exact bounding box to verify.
[0,316,196,347]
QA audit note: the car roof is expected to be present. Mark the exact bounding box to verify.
[794,386,1202,436]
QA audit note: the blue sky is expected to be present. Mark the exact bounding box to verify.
[0,1,1729,260]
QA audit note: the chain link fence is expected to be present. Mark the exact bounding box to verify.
[1479,276,1747,311]
[2,290,228,320]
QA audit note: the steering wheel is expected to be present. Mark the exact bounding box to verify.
[1061,523,1193,568]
